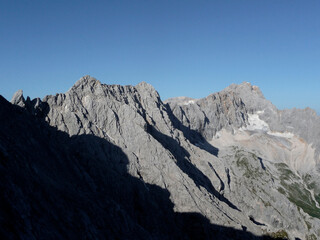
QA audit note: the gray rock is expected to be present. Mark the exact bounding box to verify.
[11,89,25,107]
[166,90,249,140]
[223,82,275,113]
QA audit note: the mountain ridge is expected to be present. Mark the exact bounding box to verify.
[166,81,320,158]
[3,76,320,239]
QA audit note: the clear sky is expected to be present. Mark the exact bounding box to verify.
[1,0,319,113]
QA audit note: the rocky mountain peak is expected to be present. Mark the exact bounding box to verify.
[67,76,160,103]
[166,90,249,140]
[224,82,265,101]
[136,81,154,90]
[220,82,275,114]
[135,81,160,100]
[69,75,102,92]
[11,89,25,107]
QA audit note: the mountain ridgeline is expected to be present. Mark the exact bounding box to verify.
[2,76,320,239]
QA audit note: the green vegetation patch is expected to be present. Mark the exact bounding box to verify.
[281,182,320,219]
[277,187,286,195]
[302,173,320,205]
[261,199,271,207]
[305,221,312,231]
[274,163,299,181]
[315,194,320,205]
[235,151,264,179]
[267,230,289,239]
[275,163,320,219]
[306,234,317,240]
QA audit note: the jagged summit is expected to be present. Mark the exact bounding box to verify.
[136,81,155,90]
[68,76,160,101]
[135,81,161,100]
[166,87,249,140]
[221,82,270,113]
[11,89,25,107]
[166,81,268,115]
[70,75,101,90]
[225,82,265,99]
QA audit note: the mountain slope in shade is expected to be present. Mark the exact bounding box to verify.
[2,76,320,239]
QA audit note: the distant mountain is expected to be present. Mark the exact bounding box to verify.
[1,76,320,239]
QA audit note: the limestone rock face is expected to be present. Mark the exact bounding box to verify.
[165,91,249,140]
[3,76,320,239]
[11,89,25,107]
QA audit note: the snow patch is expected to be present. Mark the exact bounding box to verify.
[242,113,270,132]
[268,131,294,139]
[241,111,294,139]
[182,100,196,105]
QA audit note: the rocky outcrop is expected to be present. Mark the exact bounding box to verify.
[11,89,25,107]
[2,76,320,239]
[165,91,249,140]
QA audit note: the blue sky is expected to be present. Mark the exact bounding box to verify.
[1,0,319,113]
